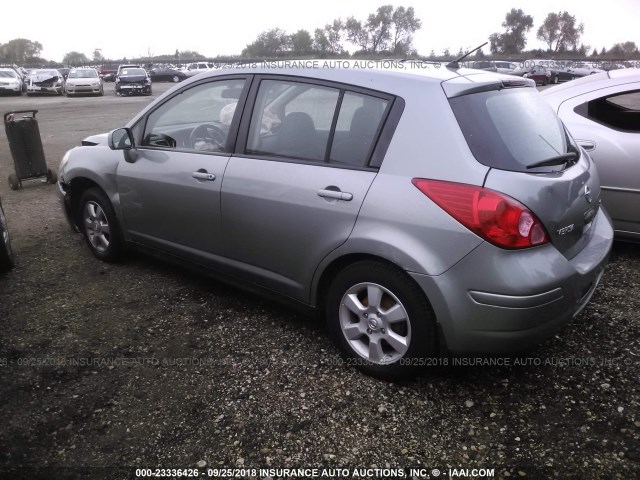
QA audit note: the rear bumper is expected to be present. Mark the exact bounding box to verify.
[410,208,614,354]
[115,84,151,94]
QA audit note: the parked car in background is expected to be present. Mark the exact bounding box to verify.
[510,59,550,76]
[524,65,551,85]
[543,69,640,242]
[567,63,604,77]
[25,69,65,95]
[98,65,117,78]
[115,67,152,96]
[57,63,613,379]
[149,66,186,83]
[549,67,576,84]
[57,67,71,79]
[0,68,24,95]
[117,64,142,76]
[65,68,104,96]
[466,60,497,72]
[0,196,14,272]
[494,61,518,74]
[181,62,214,77]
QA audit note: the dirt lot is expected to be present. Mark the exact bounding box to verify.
[0,81,639,480]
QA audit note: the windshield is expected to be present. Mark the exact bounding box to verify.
[69,70,98,78]
[0,71,18,78]
[450,88,579,172]
[31,70,59,77]
[121,68,146,76]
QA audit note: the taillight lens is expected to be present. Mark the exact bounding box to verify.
[412,179,549,249]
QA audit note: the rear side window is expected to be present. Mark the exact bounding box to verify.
[450,88,577,172]
[246,79,390,167]
[576,90,640,132]
[247,80,340,162]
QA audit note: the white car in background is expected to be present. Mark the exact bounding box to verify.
[567,62,604,77]
[65,68,104,97]
[181,62,214,78]
[494,61,518,74]
[542,69,640,241]
[0,68,24,95]
[26,69,64,96]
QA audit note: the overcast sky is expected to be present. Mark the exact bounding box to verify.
[3,0,638,61]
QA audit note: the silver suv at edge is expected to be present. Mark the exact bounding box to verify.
[57,62,613,380]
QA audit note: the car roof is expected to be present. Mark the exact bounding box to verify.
[187,60,532,97]
[541,68,640,105]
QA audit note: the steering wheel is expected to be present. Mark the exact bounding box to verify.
[189,124,227,151]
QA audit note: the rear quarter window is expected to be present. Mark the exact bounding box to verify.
[576,90,640,133]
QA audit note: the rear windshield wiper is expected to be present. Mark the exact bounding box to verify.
[526,152,577,170]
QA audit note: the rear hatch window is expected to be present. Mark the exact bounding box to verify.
[450,86,601,257]
[450,88,578,173]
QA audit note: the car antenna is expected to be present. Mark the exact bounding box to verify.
[446,42,489,69]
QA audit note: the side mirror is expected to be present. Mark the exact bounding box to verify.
[108,127,138,163]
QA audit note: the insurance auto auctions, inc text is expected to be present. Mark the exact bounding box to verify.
[207,467,496,478]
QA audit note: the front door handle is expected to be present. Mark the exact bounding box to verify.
[192,171,216,181]
[317,188,353,201]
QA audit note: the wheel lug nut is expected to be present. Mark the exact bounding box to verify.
[363,313,368,318]
[381,328,386,334]
[366,328,372,335]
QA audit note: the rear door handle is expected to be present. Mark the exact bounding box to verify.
[317,188,353,201]
[192,171,216,181]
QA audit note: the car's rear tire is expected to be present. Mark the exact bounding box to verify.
[326,260,438,380]
[0,200,15,272]
[78,187,123,262]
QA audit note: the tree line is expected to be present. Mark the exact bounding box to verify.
[242,5,421,57]
[489,8,639,58]
[1,6,638,66]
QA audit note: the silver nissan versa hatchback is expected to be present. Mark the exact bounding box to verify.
[58,62,613,380]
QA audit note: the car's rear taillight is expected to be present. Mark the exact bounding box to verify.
[412,179,549,249]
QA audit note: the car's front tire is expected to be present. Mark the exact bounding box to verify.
[78,188,123,262]
[326,260,438,380]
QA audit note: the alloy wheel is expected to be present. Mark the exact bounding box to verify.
[339,282,411,364]
[83,201,110,253]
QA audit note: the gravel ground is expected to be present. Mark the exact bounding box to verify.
[0,82,639,480]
